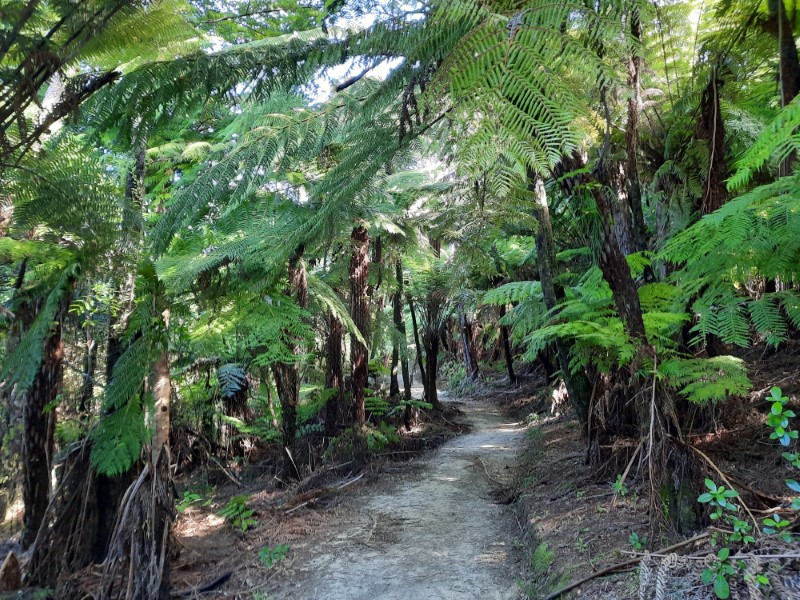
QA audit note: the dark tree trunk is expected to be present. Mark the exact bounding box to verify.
[422,329,441,410]
[22,299,66,548]
[408,295,426,389]
[458,309,480,380]
[349,226,370,431]
[696,68,729,215]
[768,0,800,106]
[392,261,414,426]
[151,308,170,462]
[498,304,516,384]
[530,172,593,424]
[324,312,344,437]
[271,245,307,478]
[626,7,647,251]
[390,260,407,398]
[78,328,97,416]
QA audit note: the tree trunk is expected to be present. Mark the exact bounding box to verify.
[324,312,344,437]
[498,304,516,384]
[408,294,426,386]
[21,301,65,548]
[78,330,97,417]
[530,173,593,424]
[349,226,370,432]
[391,260,412,402]
[271,245,307,478]
[458,309,480,380]
[422,329,441,410]
[151,310,170,462]
[625,7,647,251]
[768,0,800,106]
[696,67,729,215]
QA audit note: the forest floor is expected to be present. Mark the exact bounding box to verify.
[172,385,530,599]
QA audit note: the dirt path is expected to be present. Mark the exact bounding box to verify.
[267,396,526,600]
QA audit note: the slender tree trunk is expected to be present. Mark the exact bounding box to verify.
[626,7,647,251]
[422,328,441,410]
[324,312,344,437]
[458,309,480,379]
[21,300,65,548]
[498,304,516,384]
[408,295,425,389]
[696,67,729,215]
[151,310,171,461]
[78,327,97,416]
[769,0,800,106]
[391,260,412,402]
[349,226,370,432]
[390,287,401,398]
[530,173,593,424]
[271,245,307,477]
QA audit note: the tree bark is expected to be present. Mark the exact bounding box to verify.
[530,173,593,424]
[392,260,412,402]
[324,312,344,437]
[349,226,370,432]
[625,7,647,251]
[498,304,516,384]
[768,0,800,106]
[408,294,425,388]
[151,310,171,462]
[458,309,480,380]
[21,297,66,548]
[271,245,307,477]
[696,67,729,215]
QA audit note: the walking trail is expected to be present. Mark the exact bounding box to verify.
[267,395,526,600]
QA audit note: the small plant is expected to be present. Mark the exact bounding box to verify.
[612,474,628,497]
[766,387,798,446]
[761,387,800,539]
[701,547,736,599]
[628,531,647,551]
[698,479,739,521]
[218,495,257,532]
[259,544,290,568]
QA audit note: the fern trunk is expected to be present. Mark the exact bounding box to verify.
[271,245,307,477]
[392,259,412,403]
[408,294,426,388]
[458,308,480,380]
[696,68,729,215]
[625,7,647,252]
[151,309,171,462]
[349,226,370,432]
[498,304,516,384]
[422,327,441,410]
[768,0,800,107]
[22,295,67,548]
[324,312,344,437]
[530,173,592,424]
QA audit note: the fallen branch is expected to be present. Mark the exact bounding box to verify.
[173,571,233,597]
[542,532,710,600]
[611,438,643,507]
[209,455,241,487]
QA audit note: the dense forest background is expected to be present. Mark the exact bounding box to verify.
[1,0,800,597]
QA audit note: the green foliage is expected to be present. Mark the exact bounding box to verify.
[218,495,257,532]
[665,174,800,348]
[701,547,735,600]
[259,544,290,569]
[765,387,798,446]
[628,531,647,551]
[659,357,751,405]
